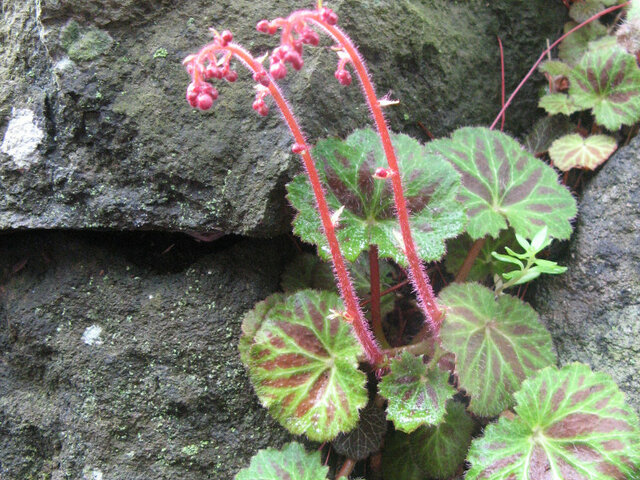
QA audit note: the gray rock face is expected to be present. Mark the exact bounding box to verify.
[0,0,565,236]
[534,136,640,412]
[0,232,294,479]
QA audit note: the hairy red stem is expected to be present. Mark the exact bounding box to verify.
[304,13,443,334]
[490,1,630,130]
[190,41,384,365]
[497,36,506,132]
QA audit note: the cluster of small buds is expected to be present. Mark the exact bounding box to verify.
[291,143,307,154]
[252,86,270,116]
[334,57,352,86]
[256,7,339,82]
[186,81,218,111]
[373,167,394,179]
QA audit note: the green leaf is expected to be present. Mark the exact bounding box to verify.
[549,133,618,171]
[281,253,337,294]
[438,283,556,416]
[240,293,286,366]
[539,60,573,78]
[331,403,387,460]
[379,352,456,433]
[559,21,607,66]
[539,93,581,115]
[426,127,577,241]
[242,289,367,441]
[445,230,518,282]
[466,363,640,480]
[286,128,465,265]
[569,45,640,130]
[570,0,606,23]
[524,116,576,157]
[382,401,475,480]
[235,442,329,480]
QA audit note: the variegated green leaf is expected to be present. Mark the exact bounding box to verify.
[539,93,581,115]
[467,363,640,480]
[559,21,607,65]
[286,128,465,265]
[539,60,573,78]
[235,442,329,480]
[242,289,367,441]
[382,401,475,480]
[379,352,456,433]
[438,283,556,416]
[569,45,640,130]
[570,0,606,23]
[240,293,286,366]
[549,133,617,171]
[524,116,576,156]
[426,127,577,241]
[444,230,517,282]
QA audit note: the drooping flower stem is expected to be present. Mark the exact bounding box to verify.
[184,39,384,365]
[305,14,443,333]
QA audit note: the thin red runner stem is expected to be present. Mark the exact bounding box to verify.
[489,1,630,130]
[497,36,506,132]
[310,19,443,334]
[215,44,384,365]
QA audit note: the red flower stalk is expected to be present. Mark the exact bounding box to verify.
[257,5,443,333]
[183,29,384,365]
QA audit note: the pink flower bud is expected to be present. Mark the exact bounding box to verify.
[335,69,352,86]
[252,99,269,116]
[301,29,320,46]
[320,7,338,25]
[196,93,214,110]
[225,70,238,82]
[204,65,223,79]
[284,51,303,70]
[253,70,271,87]
[373,167,393,179]
[256,20,270,33]
[186,83,199,107]
[220,30,233,46]
[270,61,287,80]
[291,143,306,154]
[200,82,217,98]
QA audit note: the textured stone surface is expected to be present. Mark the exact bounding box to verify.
[0,232,294,479]
[0,0,565,236]
[534,136,640,412]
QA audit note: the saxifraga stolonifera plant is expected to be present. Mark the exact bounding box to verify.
[183,2,640,479]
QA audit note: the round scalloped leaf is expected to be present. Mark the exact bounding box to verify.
[559,21,607,65]
[438,283,556,417]
[426,127,577,241]
[539,93,581,115]
[235,442,329,480]
[549,133,617,171]
[286,128,465,265]
[539,60,573,78]
[240,292,286,366]
[570,0,606,23]
[524,116,576,156]
[444,230,517,282]
[331,403,388,460]
[245,289,367,441]
[569,45,640,130]
[466,363,640,480]
[382,401,475,480]
[379,352,455,433]
[281,254,337,294]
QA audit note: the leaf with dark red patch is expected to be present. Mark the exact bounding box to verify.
[382,401,475,480]
[235,442,329,480]
[438,283,555,416]
[379,352,455,433]
[466,363,640,480]
[427,127,577,241]
[524,116,576,157]
[286,128,465,265]
[569,45,640,130]
[549,133,617,171]
[241,290,367,441]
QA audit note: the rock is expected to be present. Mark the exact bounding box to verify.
[0,232,295,479]
[533,136,640,412]
[0,0,565,236]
